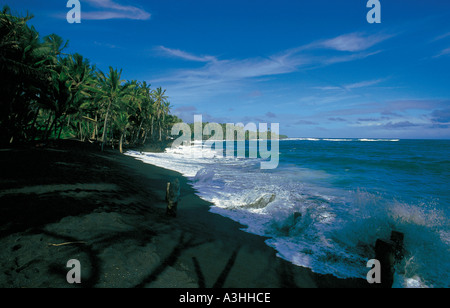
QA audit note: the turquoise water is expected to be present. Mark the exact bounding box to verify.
[128,138,450,288]
[276,139,450,287]
[280,139,450,210]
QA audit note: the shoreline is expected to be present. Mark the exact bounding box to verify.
[0,141,369,288]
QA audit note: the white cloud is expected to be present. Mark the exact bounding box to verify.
[313,78,386,91]
[157,46,218,63]
[314,32,392,52]
[154,51,303,88]
[154,32,392,105]
[157,32,391,82]
[83,0,151,20]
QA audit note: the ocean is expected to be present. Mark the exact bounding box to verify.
[127,138,450,288]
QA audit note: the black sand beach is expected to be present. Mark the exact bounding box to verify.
[0,141,369,288]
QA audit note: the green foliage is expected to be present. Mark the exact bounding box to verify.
[0,6,180,149]
[186,122,288,141]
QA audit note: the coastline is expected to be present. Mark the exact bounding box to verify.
[0,141,369,288]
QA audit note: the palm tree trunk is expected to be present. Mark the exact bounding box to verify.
[119,132,124,153]
[134,119,144,144]
[91,114,98,141]
[109,121,114,150]
[150,117,154,140]
[45,116,57,141]
[79,121,84,141]
[142,130,148,145]
[57,115,65,139]
[54,116,58,137]
[43,112,53,140]
[30,107,41,141]
[101,100,112,151]
[119,128,127,153]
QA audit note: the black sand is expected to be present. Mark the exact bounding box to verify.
[0,141,368,288]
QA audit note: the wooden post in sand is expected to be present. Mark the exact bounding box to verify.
[374,231,405,288]
[166,179,180,217]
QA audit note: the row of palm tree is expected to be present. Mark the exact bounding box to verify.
[0,6,181,152]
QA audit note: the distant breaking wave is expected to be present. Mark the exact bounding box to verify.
[284,138,400,142]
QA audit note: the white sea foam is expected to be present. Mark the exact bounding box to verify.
[359,138,400,142]
[284,138,320,141]
[126,143,448,287]
[282,138,400,142]
[322,138,354,142]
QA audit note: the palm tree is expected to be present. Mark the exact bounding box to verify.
[123,80,143,142]
[131,81,155,145]
[152,87,169,141]
[0,7,47,81]
[113,81,141,152]
[0,6,52,144]
[113,106,132,153]
[160,100,172,140]
[97,66,125,151]
[0,6,179,148]
[164,114,182,138]
[42,34,69,66]
[60,53,97,140]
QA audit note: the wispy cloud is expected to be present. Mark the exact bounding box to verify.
[155,32,392,101]
[265,112,277,118]
[429,108,450,128]
[313,78,386,91]
[93,41,119,49]
[381,121,421,130]
[328,117,347,122]
[431,32,450,42]
[386,99,449,112]
[294,119,319,126]
[153,52,305,97]
[310,98,450,132]
[433,47,450,58]
[286,99,450,136]
[83,0,151,20]
[429,31,450,58]
[312,32,393,52]
[156,46,217,63]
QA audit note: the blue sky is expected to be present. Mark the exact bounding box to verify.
[3,0,450,138]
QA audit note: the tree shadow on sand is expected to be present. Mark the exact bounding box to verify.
[192,248,240,288]
[133,233,212,288]
[42,224,159,288]
[43,230,101,288]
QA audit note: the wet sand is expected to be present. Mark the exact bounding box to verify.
[0,141,368,288]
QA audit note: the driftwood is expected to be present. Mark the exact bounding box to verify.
[48,242,86,247]
[374,231,405,288]
[166,179,180,217]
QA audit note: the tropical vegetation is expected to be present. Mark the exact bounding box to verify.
[186,122,288,141]
[0,6,181,152]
